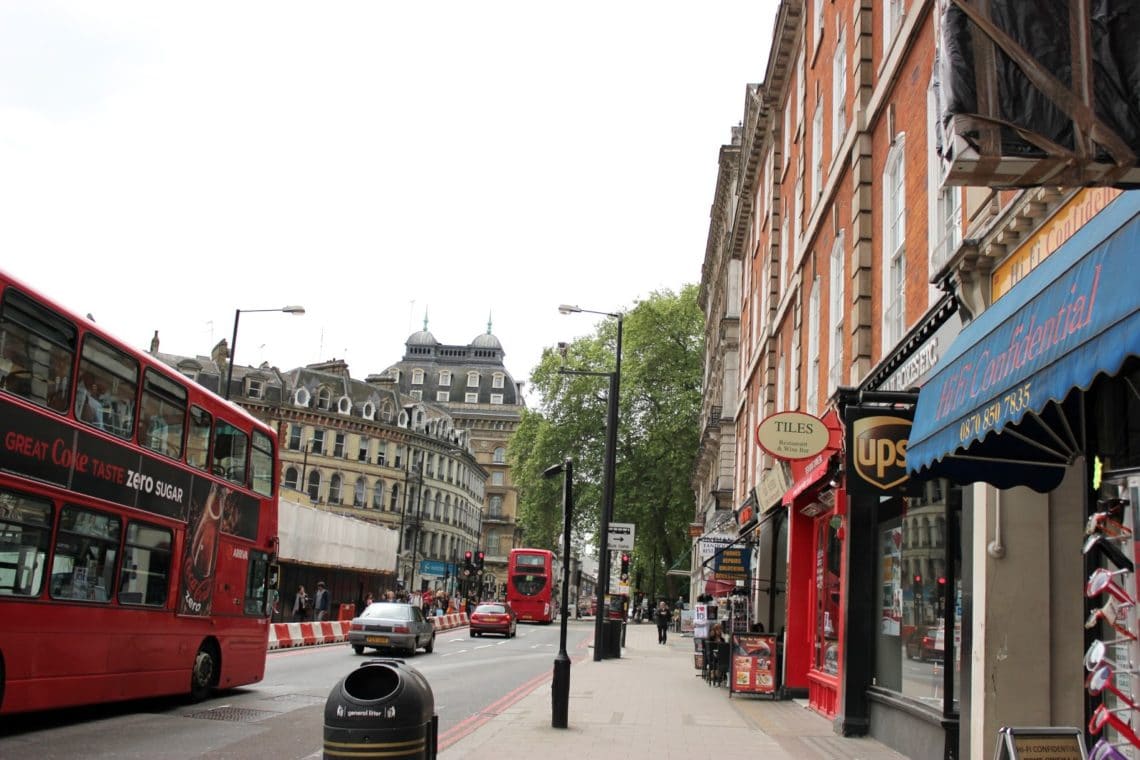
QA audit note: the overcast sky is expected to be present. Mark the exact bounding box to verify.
[0,1,775,399]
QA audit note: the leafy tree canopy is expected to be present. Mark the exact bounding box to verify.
[507,285,704,599]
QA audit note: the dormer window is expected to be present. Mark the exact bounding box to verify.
[317,387,332,411]
[246,378,264,399]
[412,369,424,385]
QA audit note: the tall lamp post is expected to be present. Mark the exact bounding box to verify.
[225,305,305,400]
[544,458,574,728]
[558,304,622,662]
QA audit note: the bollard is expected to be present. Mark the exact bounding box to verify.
[324,658,437,760]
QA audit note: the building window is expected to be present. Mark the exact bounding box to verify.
[467,371,479,387]
[283,466,299,490]
[333,432,346,458]
[813,0,824,53]
[376,444,387,467]
[782,94,793,179]
[833,26,847,155]
[389,483,400,512]
[487,532,500,556]
[793,176,803,257]
[288,425,302,451]
[776,350,786,412]
[412,369,424,385]
[410,390,422,401]
[438,370,451,385]
[807,276,820,415]
[883,135,907,352]
[812,99,823,200]
[373,480,385,509]
[353,477,366,507]
[885,0,904,43]
[874,483,961,711]
[493,447,506,464]
[317,387,331,411]
[311,429,325,456]
[492,373,504,389]
[928,74,961,275]
[247,379,263,399]
[492,472,504,486]
[465,392,478,403]
[828,233,845,394]
[307,470,321,502]
[358,437,369,462]
[436,391,450,402]
[489,495,503,517]
[329,474,342,504]
[490,394,503,405]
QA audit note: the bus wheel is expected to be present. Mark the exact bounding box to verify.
[190,644,218,701]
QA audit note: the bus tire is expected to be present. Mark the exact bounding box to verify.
[190,642,219,702]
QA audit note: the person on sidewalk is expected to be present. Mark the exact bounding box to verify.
[655,600,671,644]
[314,581,330,621]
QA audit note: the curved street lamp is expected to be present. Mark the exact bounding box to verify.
[558,303,622,662]
[225,305,305,400]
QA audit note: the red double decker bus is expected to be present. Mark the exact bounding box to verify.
[0,270,280,714]
[506,548,556,624]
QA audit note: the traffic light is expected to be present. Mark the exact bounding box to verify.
[620,553,630,581]
[475,551,485,574]
[463,550,473,577]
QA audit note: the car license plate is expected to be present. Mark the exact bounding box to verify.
[366,636,389,644]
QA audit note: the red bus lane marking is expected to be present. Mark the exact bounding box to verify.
[437,639,590,750]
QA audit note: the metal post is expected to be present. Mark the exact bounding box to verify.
[551,460,573,728]
[593,317,621,660]
[224,309,241,400]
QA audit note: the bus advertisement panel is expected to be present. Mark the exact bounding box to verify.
[506,548,555,624]
[0,270,279,715]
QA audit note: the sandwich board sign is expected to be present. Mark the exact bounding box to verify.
[993,727,1085,760]
[607,523,635,551]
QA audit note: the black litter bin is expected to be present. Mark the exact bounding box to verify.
[602,619,622,658]
[324,658,437,760]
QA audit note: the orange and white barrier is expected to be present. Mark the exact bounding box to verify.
[269,614,469,650]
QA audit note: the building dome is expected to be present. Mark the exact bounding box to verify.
[472,331,502,350]
[408,329,439,346]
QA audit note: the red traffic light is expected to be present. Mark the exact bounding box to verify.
[465,550,473,561]
[914,575,922,584]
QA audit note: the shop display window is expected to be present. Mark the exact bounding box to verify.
[814,517,842,674]
[873,479,961,711]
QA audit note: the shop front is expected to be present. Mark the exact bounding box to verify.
[907,191,1140,758]
[771,409,845,716]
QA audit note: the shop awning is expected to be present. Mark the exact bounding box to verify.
[908,191,1140,491]
[704,578,737,597]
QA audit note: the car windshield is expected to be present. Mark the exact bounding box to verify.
[476,604,506,614]
[361,603,413,620]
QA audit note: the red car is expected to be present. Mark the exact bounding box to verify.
[469,602,518,638]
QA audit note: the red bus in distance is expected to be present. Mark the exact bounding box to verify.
[506,548,556,624]
[0,270,280,714]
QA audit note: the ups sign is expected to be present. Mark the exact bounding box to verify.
[844,407,915,497]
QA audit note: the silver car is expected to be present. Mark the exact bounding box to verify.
[348,602,436,656]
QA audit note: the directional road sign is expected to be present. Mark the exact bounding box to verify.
[607,522,635,551]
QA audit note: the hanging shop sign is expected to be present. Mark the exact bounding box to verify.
[712,546,751,580]
[699,533,736,561]
[844,405,916,497]
[877,316,962,393]
[757,462,791,513]
[755,411,830,460]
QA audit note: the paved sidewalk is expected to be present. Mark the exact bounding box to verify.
[440,620,908,760]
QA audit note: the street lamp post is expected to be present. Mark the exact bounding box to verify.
[544,458,574,728]
[558,304,622,662]
[225,305,305,400]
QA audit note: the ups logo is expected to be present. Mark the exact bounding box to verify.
[852,415,911,491]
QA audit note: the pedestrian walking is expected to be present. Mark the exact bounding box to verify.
[293,585,309,622]
[314,581,330,621]
[655,600,671,644]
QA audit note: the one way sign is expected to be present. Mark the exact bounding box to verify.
[607,522,635,551]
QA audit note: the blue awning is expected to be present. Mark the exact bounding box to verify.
[907,191,1140,492]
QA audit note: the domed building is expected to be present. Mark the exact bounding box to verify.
[385,316,525,600]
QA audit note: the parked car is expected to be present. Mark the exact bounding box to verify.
[905,625,945,661]
[348,602,435,656]
[469,602,518,638]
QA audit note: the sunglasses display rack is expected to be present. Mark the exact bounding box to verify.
[1085,497,1139,760]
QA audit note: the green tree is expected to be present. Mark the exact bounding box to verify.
[508,286,704,599]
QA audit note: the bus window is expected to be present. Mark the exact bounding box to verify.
[250,430,274,497]
[244,549,273,616]
[77,336,138,439]
[50,506,121,603]
[0,287,77,413]
[0,489,53,597]
[138,369,187,460]
[214,421,249,487]
[186,405,212,471]
[118,521,173,607]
